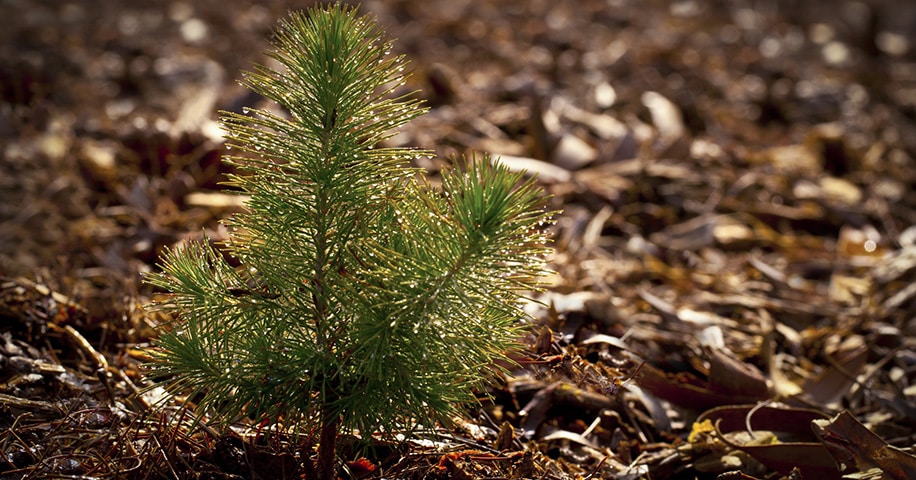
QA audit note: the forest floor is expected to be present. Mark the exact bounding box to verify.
[2,0,916,478]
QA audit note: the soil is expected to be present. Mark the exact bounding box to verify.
[2,0,915,479]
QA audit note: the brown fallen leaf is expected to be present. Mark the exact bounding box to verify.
[792,340,868,408]
[696,404,840,479]
[493,154,572,183]
[635,347,768,410]
[812,411,916,480]
[493,421,516,451]
[706,347,770,401]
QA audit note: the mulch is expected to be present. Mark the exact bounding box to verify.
[2,0,915,478]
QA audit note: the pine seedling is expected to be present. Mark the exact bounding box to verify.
[144,4,553,479]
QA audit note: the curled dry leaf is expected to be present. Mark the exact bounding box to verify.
[694,404,840,479]
[812,411,916,480]
[635,348,769,410]
[793,340,868,408]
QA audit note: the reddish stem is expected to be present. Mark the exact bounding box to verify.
[315,407,340,480]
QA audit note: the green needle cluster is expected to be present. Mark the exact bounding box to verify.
[144,4,553,477]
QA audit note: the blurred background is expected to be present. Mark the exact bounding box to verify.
[2,0,914,291]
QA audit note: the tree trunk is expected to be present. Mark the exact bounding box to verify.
[315,407,340,480]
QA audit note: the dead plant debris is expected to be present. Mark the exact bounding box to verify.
[2,0,915,479]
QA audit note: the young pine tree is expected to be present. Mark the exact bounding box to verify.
[145,5,553,479]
